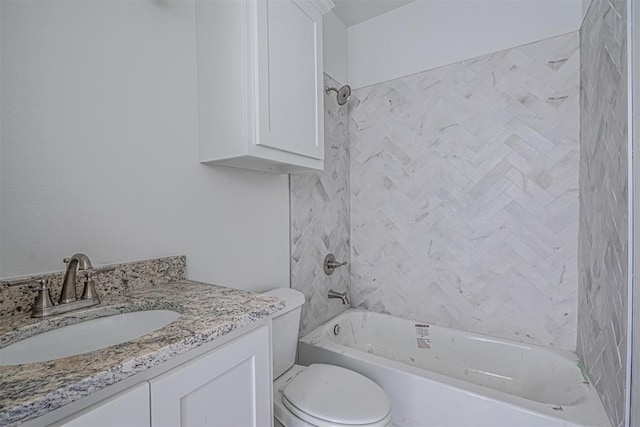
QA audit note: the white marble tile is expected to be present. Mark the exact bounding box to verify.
[349,32,580,351]
[289,75,351,337]
[577,1,629,425]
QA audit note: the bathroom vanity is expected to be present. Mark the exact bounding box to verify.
[0,267,284,426]
[57,321,270,427]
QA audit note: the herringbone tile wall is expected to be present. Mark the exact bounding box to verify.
[290,75,351,337]
[577,0,628,425]
[349,33,580,350]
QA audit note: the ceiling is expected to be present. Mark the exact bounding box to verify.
[332,0,415,27]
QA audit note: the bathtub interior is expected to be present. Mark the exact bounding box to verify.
[316,310,589,407]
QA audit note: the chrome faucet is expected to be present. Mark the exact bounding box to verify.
[328,288,350,305]
[61,253,93,303]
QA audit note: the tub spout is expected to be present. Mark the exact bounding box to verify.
[328,288,350,305]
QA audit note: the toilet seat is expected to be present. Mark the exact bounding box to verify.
[281,364,391,427]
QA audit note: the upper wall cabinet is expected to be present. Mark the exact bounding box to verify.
[196,0,334,174]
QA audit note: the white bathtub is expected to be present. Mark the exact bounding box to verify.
[298,309,610,427]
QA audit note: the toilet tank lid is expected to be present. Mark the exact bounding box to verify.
[264,288,305,310]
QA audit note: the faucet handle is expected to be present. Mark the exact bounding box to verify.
[79,272,100,302]
[32,279,55,318]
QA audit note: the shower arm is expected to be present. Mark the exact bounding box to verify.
[325,84,351,105]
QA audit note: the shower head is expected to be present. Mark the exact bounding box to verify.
[325,85,351,105]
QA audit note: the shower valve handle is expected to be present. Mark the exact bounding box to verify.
[324,254,347,275]
[326,260,347,268]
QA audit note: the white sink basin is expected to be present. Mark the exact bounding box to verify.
[0,310,181,365]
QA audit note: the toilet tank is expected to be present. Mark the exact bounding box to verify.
[264,288,305,379]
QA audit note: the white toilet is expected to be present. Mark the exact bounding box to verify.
[265,288,392,427]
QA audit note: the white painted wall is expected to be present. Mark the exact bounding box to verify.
[0,0,290,292]
[323,10,348,85]
[348,0,583,89]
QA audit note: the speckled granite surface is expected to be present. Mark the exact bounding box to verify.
[0,280,284,425]
[0,256,187,316]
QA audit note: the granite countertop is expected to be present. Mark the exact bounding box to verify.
[0,281,285,426]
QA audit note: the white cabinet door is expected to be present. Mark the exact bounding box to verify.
[255,0,324,161]
[149,325,271,427]
[196,0,332,173]
[56,383,150,427]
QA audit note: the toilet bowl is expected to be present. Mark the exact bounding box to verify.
[265,288,391,427]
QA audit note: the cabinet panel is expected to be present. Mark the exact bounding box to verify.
[149,325,271,427]
[196,0,330,173]
[195,0,249,162]
[180,357,258,426]
[56,383,150,427]
[256,0,323,160]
